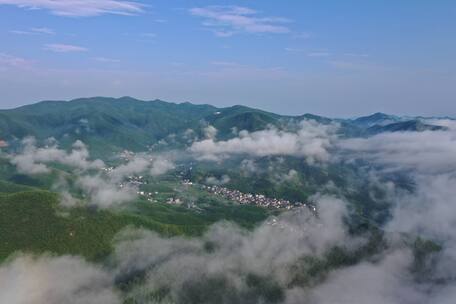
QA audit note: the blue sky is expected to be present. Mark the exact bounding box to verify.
[0,0,455,117]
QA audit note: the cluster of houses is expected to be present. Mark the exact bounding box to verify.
[201,184,307,210]
[98,167,311,211]
[122,176,157,202]
[102,168,157,202]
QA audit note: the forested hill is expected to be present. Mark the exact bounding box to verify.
[0,96,447,157]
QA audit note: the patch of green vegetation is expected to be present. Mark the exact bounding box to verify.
[245,273,285,303]
[0,186,271,262]
[0,191,194,262]
[0,156,62,190]
[411,237,442,276]
[0,180,36,193]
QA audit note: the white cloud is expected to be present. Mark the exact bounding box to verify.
[31,27,55,34]
[0,255,120,304]
[344,53,369,58]
[44,43,88,53]
[213,30,235,37]
[10,30,32,35]
[10,137,104,174]
[190,5,291,36]
[77,174,137,209]
[425,118,456,131]
[306,172,456,304]
[338,129,456,174]
[11,27,55,35]
[328,60,387,71]
[0,53,31,69]
[203,125,218,139]
[205,174,230,185]
[284,47,304,53]
[110,154,174,179]
[112,196,351,302]
[307,249,421,304]
[140,32,157,38]
[190,120,338,164]
[0,0,144,17]
[387,173,456,244]
[93,57,120,63]
[149,156,174,176]
[327,124,456,304]
[77,154,174,208]
[307,52,330,57]
[240,159,257,174]
[8,139,174,208]
[4,123,456,303]
[274,169,299,184]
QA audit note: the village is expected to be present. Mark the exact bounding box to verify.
[101,164,311,210]
[198,183,309,210]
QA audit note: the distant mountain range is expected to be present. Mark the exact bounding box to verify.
[0,97,450,156]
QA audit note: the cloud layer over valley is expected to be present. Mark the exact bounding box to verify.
[8,138,175,208]
[3,118,456,303]
[190,120,338,164]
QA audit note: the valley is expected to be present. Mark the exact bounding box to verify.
[0,97,453,304]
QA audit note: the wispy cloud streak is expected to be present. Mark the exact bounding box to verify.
[44,43,88,53]
[190,5,291,37]
[0,0,144,17]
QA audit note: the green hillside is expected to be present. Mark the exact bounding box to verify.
[0,97,293,156]
[0,185,270,262]
[1,97,448,160]
[0,97,218,156]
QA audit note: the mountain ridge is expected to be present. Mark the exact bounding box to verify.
[0,97,452,157]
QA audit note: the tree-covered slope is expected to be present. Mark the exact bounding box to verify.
[0,97,450,158]
[0,97,218,155]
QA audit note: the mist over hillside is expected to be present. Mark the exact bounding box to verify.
[0,97,455,304]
